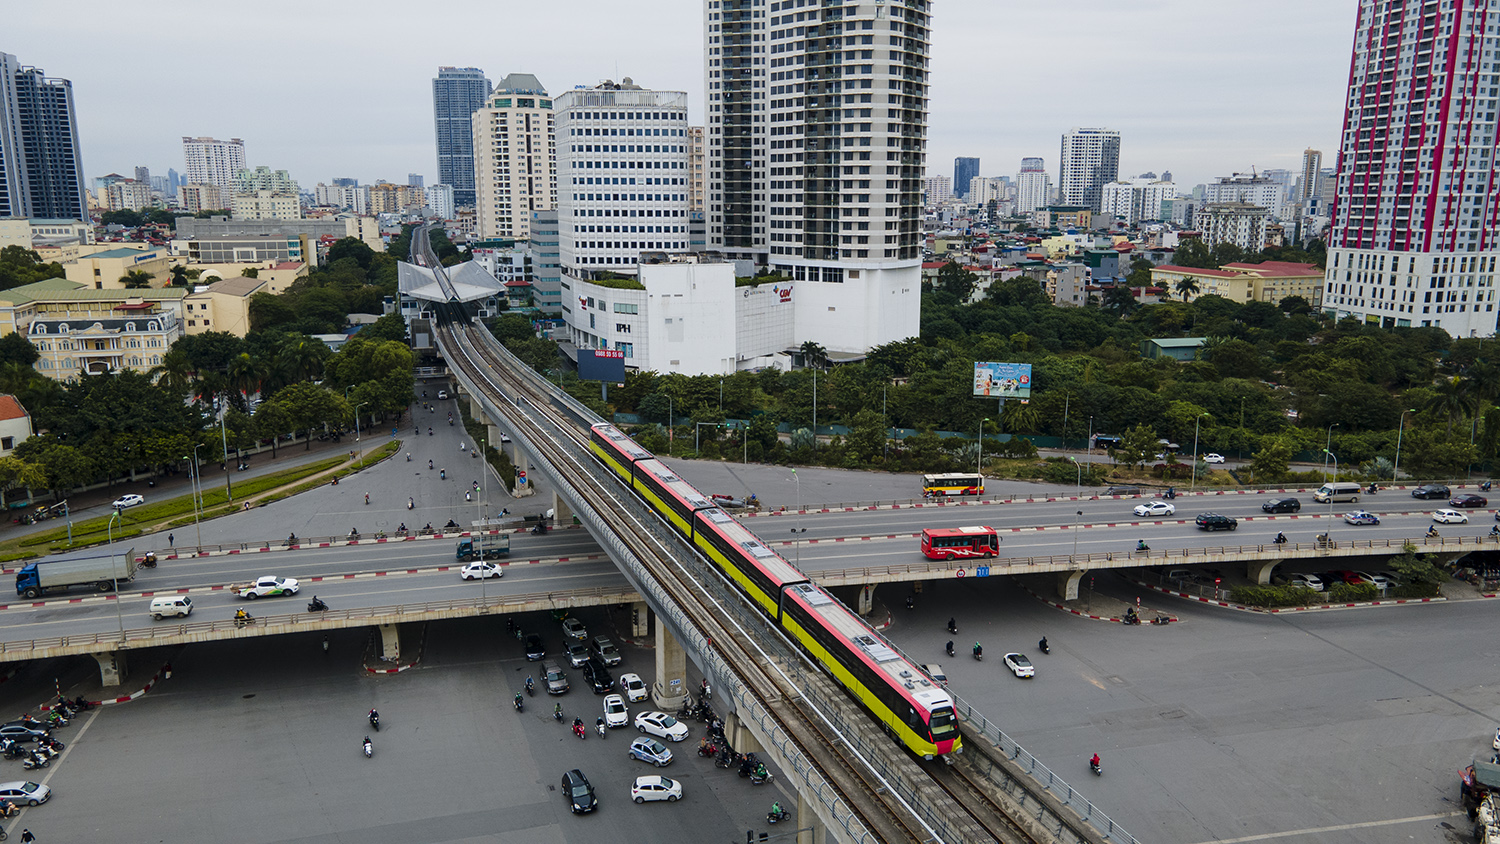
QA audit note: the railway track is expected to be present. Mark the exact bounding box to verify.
[416,237,1054,842]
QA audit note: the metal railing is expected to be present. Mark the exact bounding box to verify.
[0,587,633,656]
[952,695,1140,844]
[806,534,1481,584]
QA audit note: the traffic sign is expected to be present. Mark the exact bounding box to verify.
[956,568,966,578]
[976,566,990,577]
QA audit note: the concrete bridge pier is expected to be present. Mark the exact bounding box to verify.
[857,584,875,615]
[487,424,504,456]
[551,492,573,526]
[378,624,400,661]
[94,650,127,688]
[1056,569,1085,601]
[797,789,827,844]
[652,615,689,712]
[1247,558,1283,585]
[723,711,764,757]
[631,601,650,638]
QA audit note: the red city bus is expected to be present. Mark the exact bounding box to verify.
[920,526,1000,560]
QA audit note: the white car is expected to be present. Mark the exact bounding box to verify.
[1353,571,1393,590]
[437,389,450,400]
[631,775,681,803]
[1203,453,1226,464]
[635,710,689,742]
[619,672,648,703]
[0,780,50,806]
[111,494,145,509]
[603,694,628,728]
[459,562,502,580]
[232,576,300,599]
[1003,653,1035,678]
[1133,500,1176,518]
[1433,509,1469,524]
[561,617,587,640]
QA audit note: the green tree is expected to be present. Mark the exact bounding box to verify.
[0,333,38,366]
[1115,423,1158,468]
[936,261,979,301]
[360,311,409,343]
[1426,375,1478,436]
[1386,543,1444,596]
[845,408,887,463]
[799,341,830,370]
[1250,438,1292,481]
[240,267,259,278]
[1102,285,1138,316]
[169,264,190,287]
[326,237,376,269]
[25,442,93,500]
[267,381,347,450]
[248,291,298,333]
[0,455,47,507]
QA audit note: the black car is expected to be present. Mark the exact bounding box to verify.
[1195,513,1238,531]
[1450,493,1488,508]
[523,633,545,661]
[1261,498,1302,513]
[562,768,597,814]
[1412,484,1451,500]
[582,658,615,694]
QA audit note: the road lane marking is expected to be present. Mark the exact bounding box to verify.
[1186,811,1466,843]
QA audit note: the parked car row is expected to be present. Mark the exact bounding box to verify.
[1272,569,1404,592]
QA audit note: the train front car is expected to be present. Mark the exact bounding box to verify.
[692,507,808,616]
[778,582,961,759]
[589,422,652,482]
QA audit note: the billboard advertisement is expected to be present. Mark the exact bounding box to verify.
[972,362,1032,399]
[578,349,626,382]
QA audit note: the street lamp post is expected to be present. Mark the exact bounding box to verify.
[791,468,805,565]
[1323,449,1338,538]
[977,417,989,481]
[355,402,369,461]
[1062,393,1070,448]
[1070,457,1082,498]
[106,510,124,640]
[1394,409,1416,484]
[1323,423,1339,482]
[1071,510,1083,562]
[219,400,233,502]
[190,444,205,548]
[1191,412,1209,492]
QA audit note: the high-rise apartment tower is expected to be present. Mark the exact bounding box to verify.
[953,156,979,200]
[182,137,246,206]
[1058,128,1120,213]
[1323,0,1500,335]
[432,67,490,207]
[471,74,555,240]
[0,53,87,220]
[704,0,926,352]
[1016,157,1050,215]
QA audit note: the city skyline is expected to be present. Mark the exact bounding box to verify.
[9,0,1349,194]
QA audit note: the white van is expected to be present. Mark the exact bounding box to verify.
[1313,482,1362,503]
[148,596,193,619]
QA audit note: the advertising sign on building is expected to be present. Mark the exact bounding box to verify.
[972,362,1032,399]
[578,349,626,382]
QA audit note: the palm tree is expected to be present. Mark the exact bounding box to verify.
[1427,375,1478,436]
[169,265,189,287]
[120,270,155,289]
[799,341,830,370]
[1173,275,1200,302]
[226,352,270,404]
[149,347,196,394]
[277,337,329,383]
[1102,285,1137,315]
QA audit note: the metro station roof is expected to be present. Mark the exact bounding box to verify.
[397,261,504,303]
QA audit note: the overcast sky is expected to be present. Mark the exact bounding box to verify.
[11,0,1353,191]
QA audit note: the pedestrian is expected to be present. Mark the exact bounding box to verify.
[168,533,174,548]
[20,828,34,843]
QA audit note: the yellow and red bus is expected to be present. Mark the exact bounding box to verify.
[921,472,983,497]
[920,526,1000,560]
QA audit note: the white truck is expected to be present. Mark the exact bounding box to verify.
[15,549,138,599]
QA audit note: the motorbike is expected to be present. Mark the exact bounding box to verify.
[368,710,380,732]
[22,752,48,770]
[531,523,548,536]
[767,807,791,824]
[428,460,434,470]
[71,697,92,712]
[407,498,414,510]
[349,529,361,540]
[972,645,983,662]
[363,737,373,759]
[307,597,328,612]
[33,743,57,760]
[1123,612,1141,626]
[947,618,958,634]
[1038,638,1050,655]
[40,738,63,753]
[750,766,773,785]
[440,469,447,480]
[139,552,158,569]
[406,453,411,462]
[698,739,719,757]
[1366,484,1378,495]
[428,428,433,436]
[572,719,587,740]
[945,641,955,657]
[737,753,759,778]
[1150,616,1173,625]
[1090,758,1102,776]
[715,749,736,769]
[524,677,534,696]
[596,718,606,739]
[553,706,564,723]
[233,613,255,628]
[1273,533,1287,545]
[44,712,68,729]
[0,744,24,761]
[513,695,523,712]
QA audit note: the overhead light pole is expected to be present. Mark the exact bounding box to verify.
[107,510,124,640]
[1393,408,1416,484]
[1323,449,1338,539]
[1191,412,1209,492]
[1324,423,1339,482]
[355,402,369,460]
[977,417,989,481]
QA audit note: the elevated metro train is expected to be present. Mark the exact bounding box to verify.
[590,422,960,759]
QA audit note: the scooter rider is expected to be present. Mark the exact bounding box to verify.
[972,642,983,658]
[1275,531,1287,544]
[1038,636,1049,653]
[1090,753,1100,768]
[1136,539,1150,551]
[945,640,955,657]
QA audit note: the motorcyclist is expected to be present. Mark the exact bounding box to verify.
[947,617,957,633]
[368,708,379,724]
[1275,531,1287,544]
[1090,753,1100,768]
[234,608,249,620]
[525,676,534,693]
[945,640,955,656]
[554,702,563,719]
[428,427,433,436]
[397,523,406,533]
[972,642,982,657]
[428,459,434,470]
[1039,636,1049,652]
[771,800,783,817]
[754,761,769,779]
[1136,539,1149,551]
[514,693,523,708]
[1427,525,1439,537]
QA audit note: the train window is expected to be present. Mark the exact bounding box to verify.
[929,707,957,738]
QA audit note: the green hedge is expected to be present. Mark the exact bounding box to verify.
[1230,584,1322,607]
[1327,582,1379,602]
